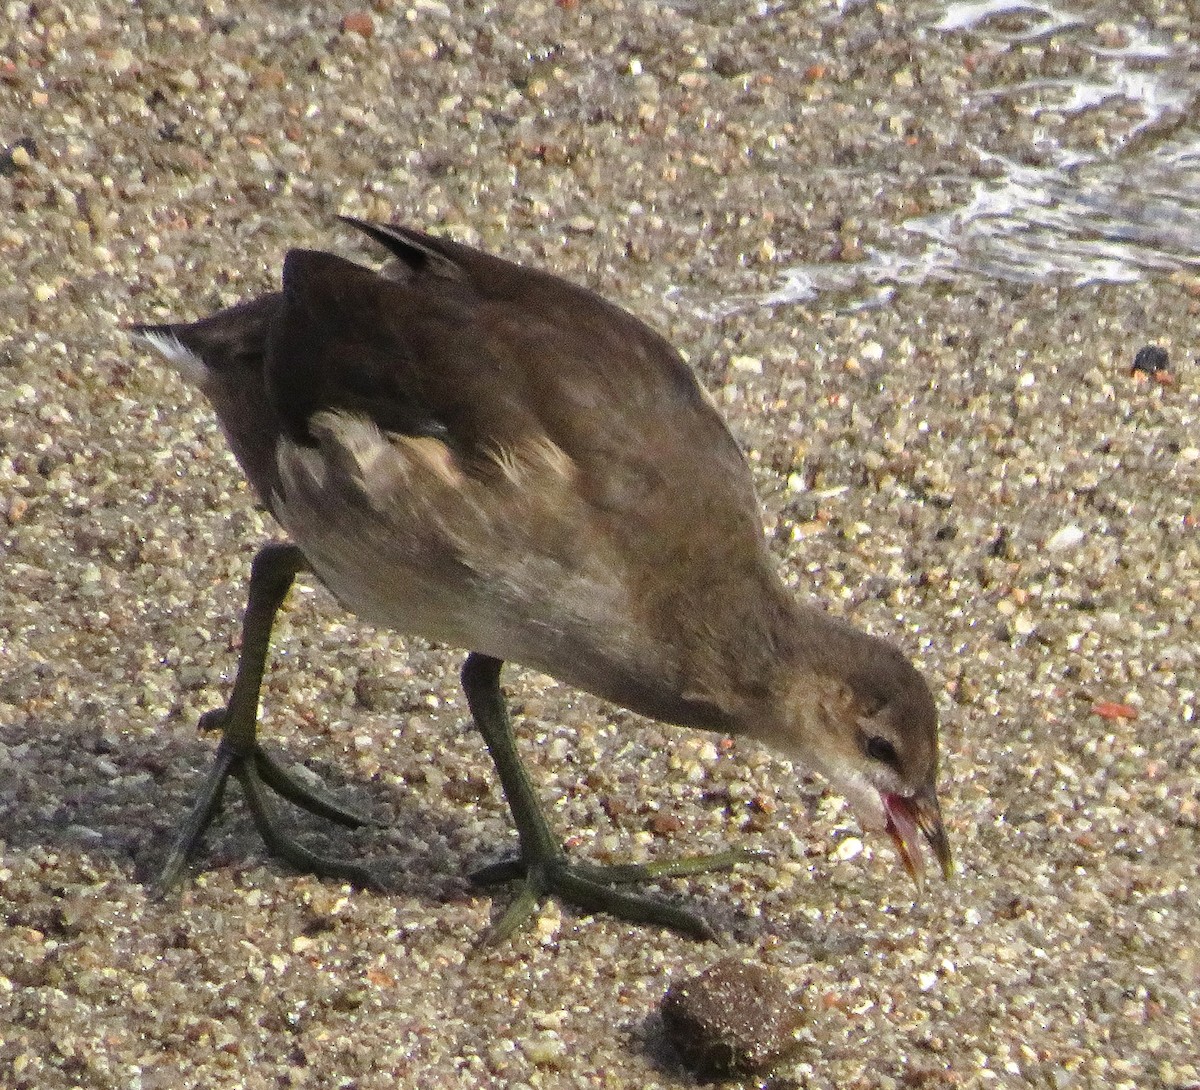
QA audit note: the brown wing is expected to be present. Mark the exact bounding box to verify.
[141,221,781,722]
[270,220,769,576]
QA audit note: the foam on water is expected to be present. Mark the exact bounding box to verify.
[761,2,1200,308]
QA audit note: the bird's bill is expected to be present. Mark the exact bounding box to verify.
[882,788,953,891]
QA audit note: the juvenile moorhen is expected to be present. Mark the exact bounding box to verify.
[134,217,951,941]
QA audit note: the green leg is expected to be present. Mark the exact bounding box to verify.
[151,542,379,896]
[461,654,765,943]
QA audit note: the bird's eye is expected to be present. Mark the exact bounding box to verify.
[865,735,898,766]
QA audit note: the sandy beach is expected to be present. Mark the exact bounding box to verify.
[2,2,1198,1086]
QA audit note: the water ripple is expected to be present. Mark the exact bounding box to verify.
[765,1,1200,307]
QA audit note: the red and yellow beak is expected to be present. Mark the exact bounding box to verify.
[882,788,953,892]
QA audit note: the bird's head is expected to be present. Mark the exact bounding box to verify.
[768,624,953,888]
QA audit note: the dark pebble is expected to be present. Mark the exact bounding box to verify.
[1131,344,1169,374]
[0,136,38,175]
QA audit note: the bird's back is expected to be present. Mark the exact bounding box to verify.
[142,221,788,729]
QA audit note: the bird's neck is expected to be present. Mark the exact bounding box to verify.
[596,557,835,741]
[687,577,818,721]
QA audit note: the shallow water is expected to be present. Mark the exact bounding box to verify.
[766,0,1200,307]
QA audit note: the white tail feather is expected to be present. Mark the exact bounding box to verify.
[136,329,209,387]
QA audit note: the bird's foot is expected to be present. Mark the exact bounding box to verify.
[150,729,382,897]
[470,847,769,944]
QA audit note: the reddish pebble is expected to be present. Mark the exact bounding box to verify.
[648,812,684,836]
[340,11,375,37]
[1092,701,1138,721]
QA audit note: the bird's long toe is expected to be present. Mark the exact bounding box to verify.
[472,852,736,944]
[151,740,383,896]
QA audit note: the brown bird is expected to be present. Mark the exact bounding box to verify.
[133,218,952,941]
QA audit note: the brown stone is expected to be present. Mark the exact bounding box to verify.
[661,958,805,1078]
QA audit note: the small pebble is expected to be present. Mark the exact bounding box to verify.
[661,958,805,1078]
[0,137,36,175]
[832,835,863,862]
[340,11,375,38]
[1131,344,1168,374]
[1045,524,1084,551]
